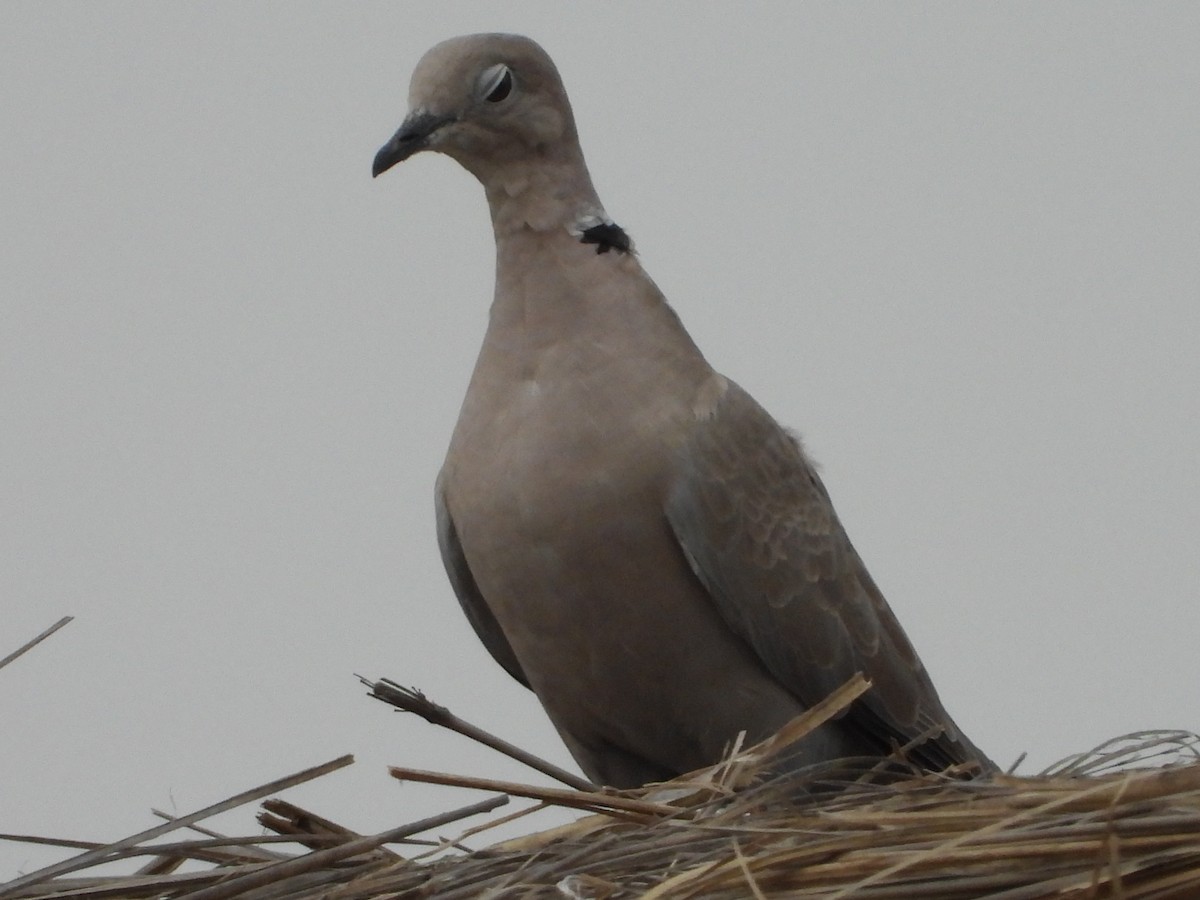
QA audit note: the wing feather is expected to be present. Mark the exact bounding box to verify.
[666,380,990,771]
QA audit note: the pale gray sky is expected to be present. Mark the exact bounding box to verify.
[3,3,1198,879]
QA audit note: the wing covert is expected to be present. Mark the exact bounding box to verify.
[666,380,988,770]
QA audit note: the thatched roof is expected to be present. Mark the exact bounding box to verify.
[4,676,1199,899]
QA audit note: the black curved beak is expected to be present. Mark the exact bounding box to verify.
[372,112,453,177]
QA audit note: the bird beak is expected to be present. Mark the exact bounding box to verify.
[372,111,453,177]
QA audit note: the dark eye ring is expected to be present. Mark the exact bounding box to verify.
[483,66,513,103]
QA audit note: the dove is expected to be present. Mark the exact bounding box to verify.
[373,33,992,787]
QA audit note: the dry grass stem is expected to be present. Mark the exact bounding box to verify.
[5,678,1200,899]
[0,616,74,672]
[361,676,596,791]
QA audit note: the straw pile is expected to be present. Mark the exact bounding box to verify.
[4,674,1200,899]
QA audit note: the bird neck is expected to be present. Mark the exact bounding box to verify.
[485,217,708,384]
[481,148,607,242]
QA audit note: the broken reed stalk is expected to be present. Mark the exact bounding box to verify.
[0,755,354,897]
[360,675,597,791]
[0,616,74,672]
[177,795,506,900]
[387,766,677,821]
[151,811,289,863]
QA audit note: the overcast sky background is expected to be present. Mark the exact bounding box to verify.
[3,3,1198,880]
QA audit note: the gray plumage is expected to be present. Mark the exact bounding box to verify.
[374,33,992,787]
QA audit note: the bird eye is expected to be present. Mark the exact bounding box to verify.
[480,64,514,103]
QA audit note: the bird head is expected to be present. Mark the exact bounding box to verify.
[372,33,579,185]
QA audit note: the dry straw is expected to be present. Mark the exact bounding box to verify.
[4,671,1199,899]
